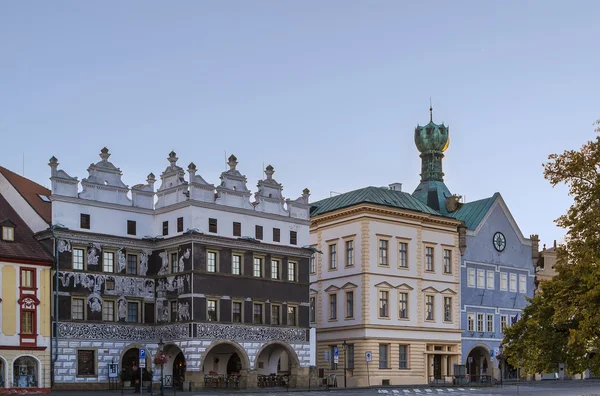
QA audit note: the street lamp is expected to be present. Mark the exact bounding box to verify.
[158,338,165,396]
[498,345,504,388]
[342,341,347,388]
[49,223,68,387]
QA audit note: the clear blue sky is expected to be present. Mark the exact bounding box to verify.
[2,1,598,247]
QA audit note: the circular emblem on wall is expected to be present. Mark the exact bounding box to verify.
[493,232,506,252]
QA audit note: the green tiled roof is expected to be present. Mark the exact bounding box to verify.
[412,180,453,215]
[310,186,442,217]
[448,193,499,230]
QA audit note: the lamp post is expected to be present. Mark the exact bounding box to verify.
[49,223,68,387]
[158,338,164,396]
[498,345,504,388]
[342,341,347,388]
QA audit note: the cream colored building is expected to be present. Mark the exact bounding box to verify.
[534,241,558,295]
[309,185,464,387]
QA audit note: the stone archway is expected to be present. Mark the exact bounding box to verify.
[120,344,152,387]
[13,355,40,388]
[254,341,301,388]
[466,345,491,382]
[199,340,250,388]
[162,344,186,388]
[0,356,6,388]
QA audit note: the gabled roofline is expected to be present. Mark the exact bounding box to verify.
[469,193,531,246]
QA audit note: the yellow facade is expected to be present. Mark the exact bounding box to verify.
[2,265,17,336]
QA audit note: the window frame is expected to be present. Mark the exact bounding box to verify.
[103,251,115,273]
[310,253,316,274]
[290,230,297,245]
[102,300,115,322]
[398,241,409,269]
[273,228,280,242]
[207,299,218,322]
[467,268,476,288]
[510,273,517,292]
[288,261,297,282]
[519,274,527,293]
[329,293,337,321]
[378,344,390,369]
[271,304,281,325]
[345,239,354,267]
[255,225,263,240]
[378,289,389,318]
[477,269,485,289]
[177,217,184,233]
[71,297,85,321]
[253,302,264,324]
[20,268,35,289]
[477,313,484,332]
[170,300,178,322]
[345,290,354,319]
[126,254,138,275]
[443,249,452,274]
[127,220,136,236]
[162,221,168,236]
[467,312,475,331]
[232,301,243,323]
[208,218,217,233]
[76,348,98,378]
[2,225,14,241]
[232,221,241,237]
[500,272,508,291]
[378,239,389,267]
[232,253,242,275]
[347,344,355,369]
[72,247,85,270]
[271,259,280,280]
[487,313,494,333]
[500,315,508,332]
[126,301,140,323]
[287,305,297,326]
[21,310,34,335]
[398,292,409,319]
[425,246,435,272]
[207,251,218,273]
[399,345,409,369]
[425,294,435,321]
[80,213,90,229]
[487,270,495,290]
[170,251,178,274]
[329,243,337,270]
[443,296,452,322]
[253,256,263,278]
[309,296,316,323]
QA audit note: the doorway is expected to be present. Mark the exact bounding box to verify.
[433,355,442,379]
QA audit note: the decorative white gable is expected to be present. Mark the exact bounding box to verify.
[187,162,215,203]
[215,155,254,210]
[155,151,188,209]
[79,148,131,205]
[254,165,287,216]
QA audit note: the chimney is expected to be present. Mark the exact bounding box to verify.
[554,240,557,248]
[389,183,402,192]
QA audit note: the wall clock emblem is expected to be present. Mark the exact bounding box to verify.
[493,232,506,252]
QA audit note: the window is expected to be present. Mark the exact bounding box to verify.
[207,252,217,273]
[271,304,280,325]
[379,290,389,318]
[487,271,495,290]
[379,344,389,369]
[255,225,263,240]
[468,268,476,287]
[500,272,508,291]
[290,231,297,245]
[77,349,96,376]
[273,228,280,242]
[467,313,474,331]
[310,254,316,274]
[21,311,33,334]
[399,292,408,319]
[80,214,90,229]
[346,291,354,318]
[232,302,242,323]
[425,247,434,271]
[487,314,494,332]
[519,274,527,293]
[253,303,263,324]
[510,273,517,292]
[72,248,85,270]
[330,346,337,370]
[287,306,297,326]
[271,260,280,279]
[72,298,84,320]
[1,226,14,241]
[329,244,337,269]
[170,301,178,322]
[379,240,389,266]
[162,221,168,236]
[253,257,263,277]
[309,297,316,322]
[443,249,452,273]
[233,222,241,237]
[209,218,217,233]
[425,295,434,321]
[477,269,485,288]
[345,240,354,267]
[170,252,178,274]
[177,217,184,232]
[207,300,217,321]
[399,242,408,268]
[103,252,114,273]
[288,262,297,281]
[477,313,484,332]
[103,301,114,321]
[127,302,138,323]
[501,315,508,331]
[21,269,34,288]
[329,293,337,320]
[127,220,136,235]
[443,297,452,322]
[399,345,408,369]
[347,344,355,369]
[126,254,137,275]
[232,254,241,275]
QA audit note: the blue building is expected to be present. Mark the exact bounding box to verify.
[411,107,538,381]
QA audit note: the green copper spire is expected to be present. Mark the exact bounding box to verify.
[414,105,449,182]
[412,106,453,214]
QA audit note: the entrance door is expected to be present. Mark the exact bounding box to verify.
[433,355,442,379]
[173,352,186,390]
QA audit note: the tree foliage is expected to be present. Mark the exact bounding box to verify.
[503,119,600,375]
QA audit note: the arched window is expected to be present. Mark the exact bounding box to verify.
[13,357,37,388]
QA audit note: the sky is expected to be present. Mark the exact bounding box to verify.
[1,1,599,248]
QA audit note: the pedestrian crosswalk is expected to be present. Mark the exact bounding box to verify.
[377,388,478,394]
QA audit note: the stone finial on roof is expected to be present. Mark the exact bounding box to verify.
[49,156,59,177]
[147,173,156,185]
[100,147,110,162]
[303,188,310,199]
[188,162,197,171]
[265,165,274,180]
[188,162,197,180]
[168,151,178,169]
[228,154,238,171]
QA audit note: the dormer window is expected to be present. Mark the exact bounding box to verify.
[2,226,14,241]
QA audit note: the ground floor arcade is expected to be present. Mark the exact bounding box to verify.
[0,349,51,392]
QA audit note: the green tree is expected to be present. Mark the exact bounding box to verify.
[502,119,600,376]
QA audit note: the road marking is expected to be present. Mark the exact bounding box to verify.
[392,390,400,394]
[458,388,465,391]
[447,389,455,392]
[414,390,422,393]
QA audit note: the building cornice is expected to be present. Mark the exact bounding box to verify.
[36,229,313,257]
[311,203,463,229]
[315,323,464,334]
[51,194,310,225]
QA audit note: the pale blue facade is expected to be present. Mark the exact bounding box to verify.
[458,195,536,381]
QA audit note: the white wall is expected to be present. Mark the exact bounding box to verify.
[0,173,49,233]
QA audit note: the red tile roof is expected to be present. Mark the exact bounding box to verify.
[0,192,53,263]
[0,166,52,224]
